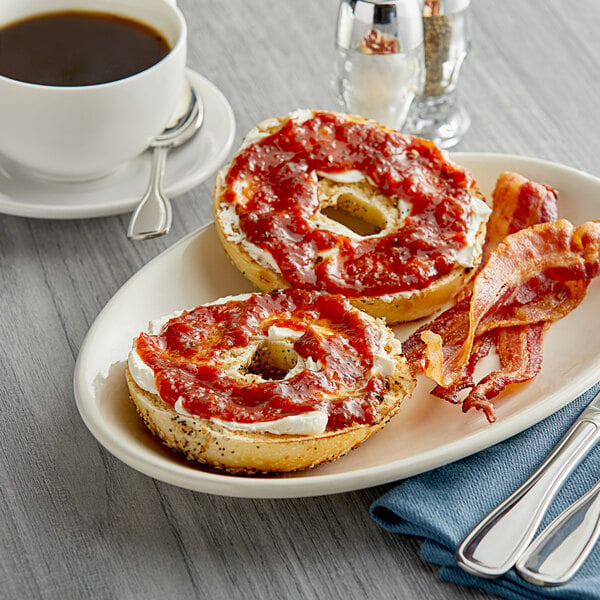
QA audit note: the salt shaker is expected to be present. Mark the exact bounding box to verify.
[334,0,425,131]
[406,0,471,148]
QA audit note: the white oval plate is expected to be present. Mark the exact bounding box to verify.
[74,153,600,498]
[0,69,235,219]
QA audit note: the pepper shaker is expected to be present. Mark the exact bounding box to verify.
[406,0,471,148]
[334,0,425,131]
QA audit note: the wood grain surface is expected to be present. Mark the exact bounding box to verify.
[1,1,599,598]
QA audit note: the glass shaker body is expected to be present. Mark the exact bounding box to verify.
[334,0,425,131]
[406,0,471,148]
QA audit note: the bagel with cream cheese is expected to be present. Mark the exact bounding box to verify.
[213,110,490,323]
[126,289,415,474]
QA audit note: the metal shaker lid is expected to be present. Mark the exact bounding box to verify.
[336,0,424,52]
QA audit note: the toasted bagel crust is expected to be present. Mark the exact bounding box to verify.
[213,110,488,323]
[126,358,414,474]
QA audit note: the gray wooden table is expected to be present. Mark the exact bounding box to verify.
[2,1,599,598]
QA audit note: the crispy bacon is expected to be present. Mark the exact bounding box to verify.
[404,171,599,421]
[484,172,558,253]
[459,323,547,420]
[430,331,495,404]
[430,220,597,384]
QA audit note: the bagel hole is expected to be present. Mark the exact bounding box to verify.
[321,193,387,236]
[246,340,298,381]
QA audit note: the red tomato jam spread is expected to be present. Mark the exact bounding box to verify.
[135,289,391,431]
[223,111,477,296]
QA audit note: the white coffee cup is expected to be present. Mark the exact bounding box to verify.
[0,0,187,181]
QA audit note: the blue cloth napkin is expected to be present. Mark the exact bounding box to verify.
[371,382,600,600]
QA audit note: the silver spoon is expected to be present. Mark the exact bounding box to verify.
[127,80,204,240]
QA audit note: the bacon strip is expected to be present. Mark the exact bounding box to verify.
[430,331,495,404]
[426,219,600,387]
[459,323,547,420]
[404,172,600,421]
[484,172,558,252]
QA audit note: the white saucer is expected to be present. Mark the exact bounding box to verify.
[0,69,235,220]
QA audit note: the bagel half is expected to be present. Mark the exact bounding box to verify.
[125,290,416,475]
[213,110,490,323]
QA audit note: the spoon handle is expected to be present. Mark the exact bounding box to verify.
[515,478,600,586]
[127,146,172,240]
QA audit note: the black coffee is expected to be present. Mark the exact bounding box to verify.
[0,10,171,86]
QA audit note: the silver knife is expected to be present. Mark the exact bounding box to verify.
[515,477,600,586]
[455,388,600,578]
